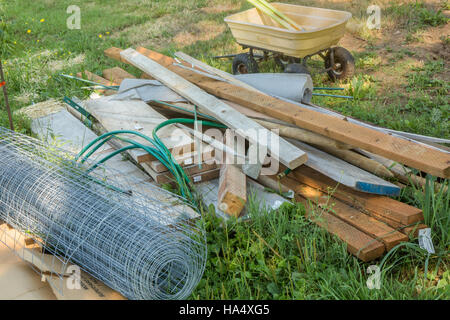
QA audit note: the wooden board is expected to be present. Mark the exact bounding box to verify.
[288,139,400,196]
[217,163,247,216]
[277,176,408,250]
[121,47,450,179]
[315,146,394,179]
[217,131,247,217]
[403,223,428,238]
[297,197,385,261]
[141,161,217,184]
[366,211,427,237]
[174,51,262,93]
[120,48,308,170]
[31,108,111,156]
[104,47,128,63]
[290,166,424,225]
[102,67,136,85]
[84,96,196,163]
[148,149,216,173]
[141,163,220,185]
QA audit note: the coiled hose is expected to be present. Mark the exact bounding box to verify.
[76,116,227,206]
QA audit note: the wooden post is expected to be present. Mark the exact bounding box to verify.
[218,129,247,217]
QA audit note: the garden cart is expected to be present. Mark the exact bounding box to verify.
[223,3,355,81]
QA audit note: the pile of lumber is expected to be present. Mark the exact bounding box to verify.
[70,46,449,261]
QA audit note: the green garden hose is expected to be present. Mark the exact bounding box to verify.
[76,118,227,206]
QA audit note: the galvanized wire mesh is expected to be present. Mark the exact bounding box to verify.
[0,127,206,300]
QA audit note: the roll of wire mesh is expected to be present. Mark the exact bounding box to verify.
[0,127,206,300]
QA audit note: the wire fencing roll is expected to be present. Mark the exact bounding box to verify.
[0,127,206,300]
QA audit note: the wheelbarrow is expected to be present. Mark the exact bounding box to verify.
[222,3,355,81]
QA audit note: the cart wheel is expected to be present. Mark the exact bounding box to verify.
[325,47,355,81]
[285,63,310,75]
[274,56,301,70]
[232,53,259,75]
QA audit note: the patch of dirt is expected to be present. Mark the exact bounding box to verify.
[173,20,226,47]
[338,33,367,53]
[408,23,450,61]
[112,13,188,47]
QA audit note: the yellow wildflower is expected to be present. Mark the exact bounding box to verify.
[98,34,103,38]
[27,29,31,34]
[40,19,45,23]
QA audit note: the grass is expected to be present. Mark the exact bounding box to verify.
[0,0,449,299]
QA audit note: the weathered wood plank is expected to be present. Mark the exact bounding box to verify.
[315,146,394,179]
[174,51,262,93]
[104,47,128,63]
[102,67,136,85]
[217,131,247,217]
[298,196,385,261]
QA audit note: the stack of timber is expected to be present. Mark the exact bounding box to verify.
[259,167,426,261]
[70,45,449,261]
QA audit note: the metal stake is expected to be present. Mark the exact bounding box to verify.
[0,60,14,131]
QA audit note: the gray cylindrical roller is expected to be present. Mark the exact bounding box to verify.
[235,73,313,103]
